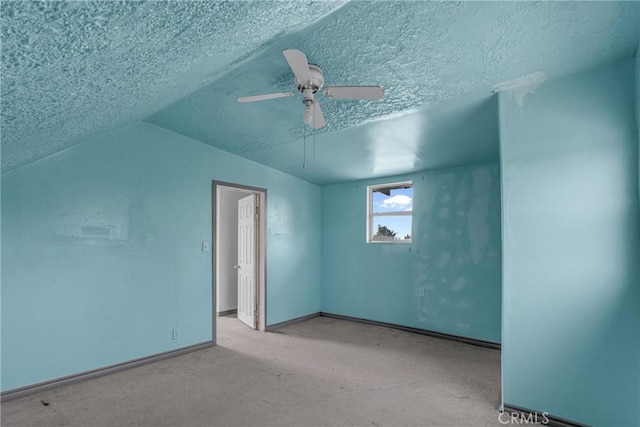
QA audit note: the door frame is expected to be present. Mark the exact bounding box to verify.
[212,181,267,343]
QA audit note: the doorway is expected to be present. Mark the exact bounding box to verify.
[213,181,267,341]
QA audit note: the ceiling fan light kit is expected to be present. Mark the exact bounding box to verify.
[237,49,384,129]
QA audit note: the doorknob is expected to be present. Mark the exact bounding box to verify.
[233,265,241,269]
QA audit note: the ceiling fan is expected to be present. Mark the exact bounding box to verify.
[237,49,384,129]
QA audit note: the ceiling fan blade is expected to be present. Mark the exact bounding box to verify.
[283,49,312,85]
[237,92,295,103]
[304,101,326,129]
[323,86,384,100]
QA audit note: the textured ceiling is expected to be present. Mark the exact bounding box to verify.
[0,0,346,171]
[246,90,500,185]
[147,0,638,183]
[2,1,639,183]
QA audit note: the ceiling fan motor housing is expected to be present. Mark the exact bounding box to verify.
[295,64,324,93]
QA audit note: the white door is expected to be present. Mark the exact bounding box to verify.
[237,194,257,329]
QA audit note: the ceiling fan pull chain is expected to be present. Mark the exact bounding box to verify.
[312,103,316,159]
[302,124,307,169]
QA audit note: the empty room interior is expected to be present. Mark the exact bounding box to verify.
[1,2,639,426]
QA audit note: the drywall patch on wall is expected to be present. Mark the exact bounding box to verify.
[50,191,131,242]
[322,162,502,343]
[413,164,501,340]
[468,168,491,264]
[493,72,547,107]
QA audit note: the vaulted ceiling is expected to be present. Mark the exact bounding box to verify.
[2,1,638,183]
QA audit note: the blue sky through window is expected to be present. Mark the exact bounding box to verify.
[372,187,412,239]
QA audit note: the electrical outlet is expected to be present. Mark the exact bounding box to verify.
[416,288,425,297]
[172,328,180,340]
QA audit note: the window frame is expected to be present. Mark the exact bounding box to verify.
[366,180,413,244]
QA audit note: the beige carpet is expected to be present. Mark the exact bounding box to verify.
[1,316,502,426]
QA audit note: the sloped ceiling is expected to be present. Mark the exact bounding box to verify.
[0,1,347,171]
[2,1,639,184]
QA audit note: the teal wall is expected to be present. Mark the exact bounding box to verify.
[499,59,640,426]
[637,41,640,203]
[636,41,640,427]
[321,163,502,343]
[1,122,321,391]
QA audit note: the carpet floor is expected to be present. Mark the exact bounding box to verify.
[1,316,502,426]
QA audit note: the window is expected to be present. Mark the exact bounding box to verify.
[367,181,412,243]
